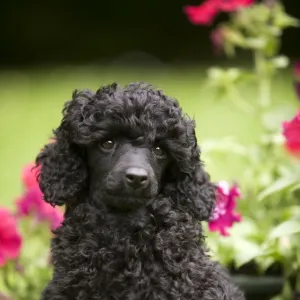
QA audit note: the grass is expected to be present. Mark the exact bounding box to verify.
[0,64,297,207]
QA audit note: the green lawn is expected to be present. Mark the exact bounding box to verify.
[0,64,297,206]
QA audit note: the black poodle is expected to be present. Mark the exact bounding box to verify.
[36,82,244,300]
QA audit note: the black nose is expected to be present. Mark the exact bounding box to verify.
[125,167,149,189]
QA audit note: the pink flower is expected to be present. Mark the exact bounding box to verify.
[39,199,64,230]
[16,163,64,230]
[183,1,219,26]
[16,186,64,230]
[184,0,254,26]
[209,181,242,236]
[0,208,22,267]
[282,111,300,157]
[216,0,254,12]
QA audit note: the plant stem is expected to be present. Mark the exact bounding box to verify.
[254,50,272,110]
[2,264,13,293]
[228,86,254,113]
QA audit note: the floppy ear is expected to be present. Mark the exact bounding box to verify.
[165,127,216,222]
[36,134,87,207]
[176,160,216,222]
[35,92,91,207]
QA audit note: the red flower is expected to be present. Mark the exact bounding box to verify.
[16,163,64,230]
[184,0,254,25]
[282,111,300,156]
[183,1,219,26]
[16,186,64,230]
[0,208,22,267]
[216,0,254,12]
[208,181,242,236]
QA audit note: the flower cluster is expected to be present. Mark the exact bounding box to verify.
[16,163,64,230]
[200,101,300,236]
[209,181,242,236]
[184,0,253,26]
[183,0,300,297]
[282,110,300,157]
[0,209,22,267]
[0,161,63,269]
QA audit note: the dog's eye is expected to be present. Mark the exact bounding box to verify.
[153,146,165,157]
[100,140,115,150]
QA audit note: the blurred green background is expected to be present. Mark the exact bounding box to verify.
[0,0,299,206]
[0,64,297,206]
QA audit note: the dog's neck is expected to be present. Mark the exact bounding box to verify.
[63,196,203,241]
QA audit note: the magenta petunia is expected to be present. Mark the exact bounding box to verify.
[216,0,254,12]
[183,1,219,26]
[208,181,242,236]
[184,0,254,26]
[16,163,64,230]
[0,208,22,267]
[16,186,64,230]
[282,111,300,157]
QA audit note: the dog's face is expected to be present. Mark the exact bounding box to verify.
[37,83,216,221]
[87,137,169,211]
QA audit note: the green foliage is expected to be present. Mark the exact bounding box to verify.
[220,1,299,58]
[0,218,53,299]
[203,1,300,299]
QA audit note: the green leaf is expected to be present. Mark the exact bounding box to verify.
[229,217,260,238]
[257,177,299,201]
[261,105,295,132]
[268,219,300,240]
[274,13,299,29]
[226,68,242,81]
[201,138,248,157]
[224,40,236,57]
[281,205,300,219]
[224,29,246,47]
[271,55,289,68]
[245,37,267,50]
[207,67,243,85]
[291,183,300,197]
[207,67,224,81]
[256,256,276,273]
[264,37,280,57]
[234,239,262,268]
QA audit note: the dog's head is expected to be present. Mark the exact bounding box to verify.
[36,82,216,221]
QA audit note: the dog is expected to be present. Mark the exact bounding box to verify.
[36,82,245,300]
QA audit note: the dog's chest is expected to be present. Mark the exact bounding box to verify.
[75,236,203,299]
[53,218,207,299]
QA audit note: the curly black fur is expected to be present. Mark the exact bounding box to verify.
[36,82,244,300]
